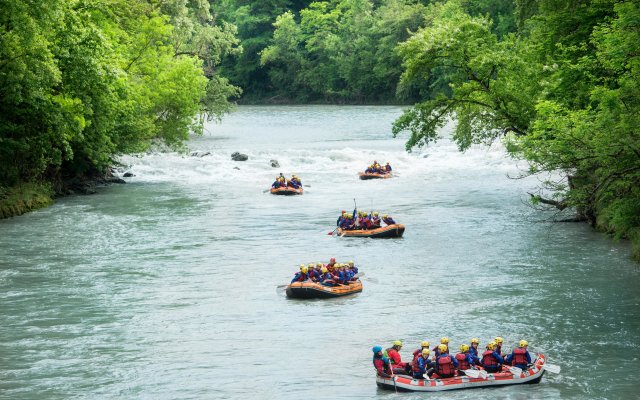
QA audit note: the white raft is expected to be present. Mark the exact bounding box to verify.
[376,354,547,392]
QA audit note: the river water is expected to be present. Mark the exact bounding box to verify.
[1,106,639,399]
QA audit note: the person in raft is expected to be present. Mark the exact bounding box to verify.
[384,162,392,173]
[370,212,381,228]
[455,344,476,375]
[434,344,459,378]
[272,176,286,188]
[385,340,411,374]
[506,340,532,370]
[493,336,504,356]
[469,338,481,365]
[481,342,505,373]
[412,348,435,379]
[291,265,308,283]
[372,346,393,378]
[432,337,450,359]
[382,214,396,225]
[288,175,302,189]
[307,263,320,282]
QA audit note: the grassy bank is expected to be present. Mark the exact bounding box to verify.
[0,182,54,219]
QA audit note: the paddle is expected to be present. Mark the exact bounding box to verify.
[275,284,288,294]
[327,227,338,235]
[545,363,561,374]
[462,369,484,379]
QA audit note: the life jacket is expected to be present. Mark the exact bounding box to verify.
[455,353,470,370]
[482,350,499,367]
[436,354,455,376]
[373,357,391,376]
[385,348,401,365]
[512,348,528,365]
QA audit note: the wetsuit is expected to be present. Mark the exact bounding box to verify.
[383,217,396,225]
[373,355,392,378]
[290,272,308,283]
[413,356,434,379]
[482,350,505,373]
[435,353,458,378]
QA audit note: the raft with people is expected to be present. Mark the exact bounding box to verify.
[284,259,362,299]
[270,173,303,195]
[337,224,405,238]
[359,172,392,180]
[286,280,363,299]
[270,187,304,195]
[375,355,546,392]
[359,160,392,180]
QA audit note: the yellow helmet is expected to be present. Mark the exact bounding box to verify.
[487,342,496,350]
[393,340,403,347]
[299,264,305,270]
[317,262,323,267]
[471,338,479,344]
[438,344,447,352]
[321,266,328,273]
[421,341,430,348]
[348,261,354,265]
[382,214,388,218]
[519,340,529,348]
[440,337,449,344]
[494,337,504,344]
[308,263,314,268]
[460,344,470,352]
[301,266,308,273]
[422,348,430,356]
[292,175,297,178]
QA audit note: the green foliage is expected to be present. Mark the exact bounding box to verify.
[393,0,640,258]
[0,0,239,186]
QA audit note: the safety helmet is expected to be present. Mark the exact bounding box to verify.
[317,262,323,267]
[321,266,328,273]
[487,342,496,350]
[373,212,379,216]
[308,263,314,268]
[292,175,297,178]
[393,340,403,347]
[471,338,479,344]
[494,337,504,344]
[421,341,430,348]
[519,340,528,348]
[460,344,470,352]
[330,258,336,263]
[422,348,430,356]
[299,264,305,270]
[382,214,388,218]
[342,210,346,214]
[301,266,308,273]
[440,337,449,344]
[348,261,354,265]
[437,344,447,352]
[372,345,382,353]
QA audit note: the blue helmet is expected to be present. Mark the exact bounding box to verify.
[372,345,383,353]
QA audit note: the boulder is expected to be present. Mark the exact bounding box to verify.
[123,172,135,177]
[233,166,240,170]
[231,152,248,161]
[270,159,280,168]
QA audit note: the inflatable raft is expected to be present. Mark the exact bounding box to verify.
[337,224,405,238]
[270,187,303,195]
[285,280,362,299]
[359,172,392,180]
[376,354,547,392]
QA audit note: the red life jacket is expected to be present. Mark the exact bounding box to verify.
[437,354,455,376]
[482,350,499,367]
[295,272,307,282]
[512,348,528,365]
[386,348,402,365]
[455,353,470,370]
[373,357,391,376]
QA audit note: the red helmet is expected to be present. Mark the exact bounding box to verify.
[330,258,336,263]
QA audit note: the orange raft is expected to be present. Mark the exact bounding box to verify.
[337,224,405,238]
[285,280,363,299]
[270,187,303,195]
[359,172,392,180]
[376,354,547,392]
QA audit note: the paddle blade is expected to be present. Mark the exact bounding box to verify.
[327,231,333,235]
[545,363,561,374]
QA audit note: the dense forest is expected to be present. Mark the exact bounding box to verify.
[1,0,639,259]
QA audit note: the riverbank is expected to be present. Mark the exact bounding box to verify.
[0,182,54,219]
[0,170,126,220]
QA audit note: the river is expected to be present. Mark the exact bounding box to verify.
[1,106,639,399]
